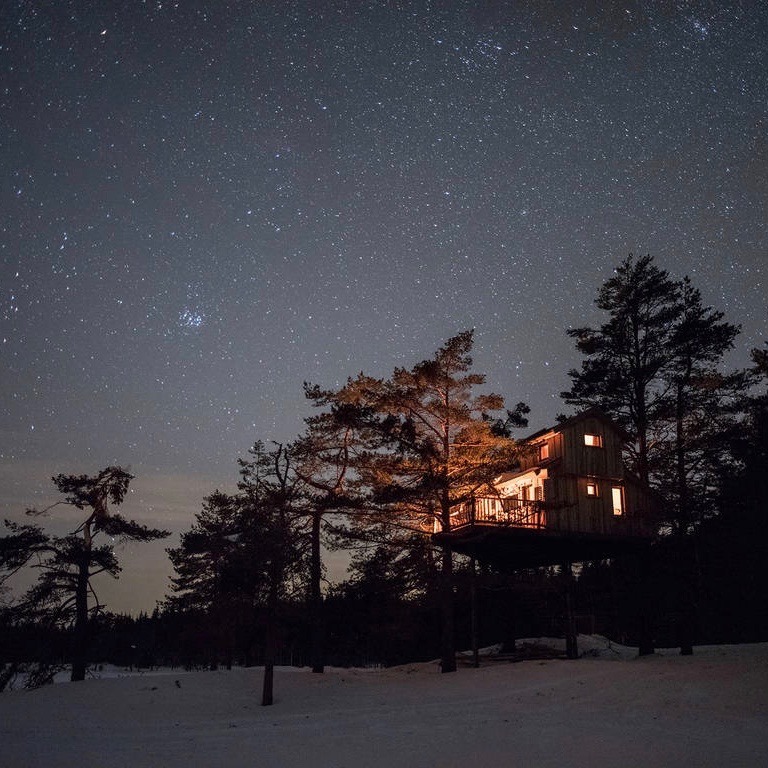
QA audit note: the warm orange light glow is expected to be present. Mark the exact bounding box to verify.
[584,433,603,447]
[586,481,598,496]
[539,442,550,460]
[612,487,624,516]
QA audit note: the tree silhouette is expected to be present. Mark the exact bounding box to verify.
[293,386,366,673]
[1,520,48,593]
[165,490,259,667]
[660,278,744,653]
[700,342,768,642]
[238,442,308,705]
[562,254,681,486]
[25,467,169,681]
[316,331,525,672]
[563,255,748,654]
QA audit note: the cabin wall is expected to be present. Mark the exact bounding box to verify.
[493,414,654,538]
[544,418,628,535]
[544,476,616,535]
[559,417,623,478]
[520,431,562,471]
[622,477,659,536]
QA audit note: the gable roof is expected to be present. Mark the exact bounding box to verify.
[522,407,630,443]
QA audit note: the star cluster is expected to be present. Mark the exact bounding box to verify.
[1,1,765,611]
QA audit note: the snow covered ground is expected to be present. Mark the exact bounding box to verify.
[2,637,767,768]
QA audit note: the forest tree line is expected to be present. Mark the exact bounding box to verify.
[2,254,767,694]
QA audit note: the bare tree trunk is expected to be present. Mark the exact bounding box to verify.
[563,562,578,660]
[71,523,92,682]
[71,559,89,681]
[678,539,695,657]
[637,547,655,656]
[676,382,694,656]
[439,543,456,673]
[633,346,650,487]
[262,582,277,706]
[261,661,274,707]
[310,510,324,673]
[470,557,479,668]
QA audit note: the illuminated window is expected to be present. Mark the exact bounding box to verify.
[612,487,624,516]
[586,481,599,497]
[539,442,550,460]
[584,433,603,447]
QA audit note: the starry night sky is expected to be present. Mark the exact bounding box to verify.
[2,1,766,613]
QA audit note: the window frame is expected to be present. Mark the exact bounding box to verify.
[611,486,624,516]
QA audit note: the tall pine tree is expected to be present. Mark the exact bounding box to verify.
[25,467,169,681]
[320,331,525,672]
[660,277,743,535]
[293,386,369,673]
[563,255,746,654]
[659,278,743,654]
[562,254,681,486]
[238,442,308,705]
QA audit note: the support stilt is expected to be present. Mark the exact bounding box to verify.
[563,561,578,660]
[470,557,479,668]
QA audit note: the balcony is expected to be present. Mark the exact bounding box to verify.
[435,494,653,570]
[444,496,546,532]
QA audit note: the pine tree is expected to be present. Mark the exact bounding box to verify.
[660,278,743,654]
[322,331,525,672]
[1,520,48,592]
[238,442,308,705]
[25,467,169,681]
[167,442,312,696]
[563,255,748,654]
[562,254,681,485]
[702,343,768,641]
[165,490,259,667]
[166,491,245,615]
[292,386,367,673]
[661,277,743,534]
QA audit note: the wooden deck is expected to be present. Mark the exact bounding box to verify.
[448,497,545,530]
[437,496,653,570]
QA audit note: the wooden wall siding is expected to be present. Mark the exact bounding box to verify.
[623,480,658,535]
[519,431,562,471]
[552,432,563,463]
[543,476,657,537]
[543,475,618,535]
[526,418,637,536]
[559,418,623,478]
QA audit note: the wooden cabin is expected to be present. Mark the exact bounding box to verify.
[436,409,657,569]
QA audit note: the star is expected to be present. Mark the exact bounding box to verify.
[1,0,765,614]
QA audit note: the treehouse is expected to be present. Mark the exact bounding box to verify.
[434,409,658,570]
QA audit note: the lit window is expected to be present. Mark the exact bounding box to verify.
[584,433,603,447]
[586,481,598,497]
[539,442,550,460]
[612,487,624,516]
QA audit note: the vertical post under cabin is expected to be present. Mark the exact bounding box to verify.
[470,556,479,668]
[563,561,578,660]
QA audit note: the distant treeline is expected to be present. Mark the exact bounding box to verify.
[3,524,767,679]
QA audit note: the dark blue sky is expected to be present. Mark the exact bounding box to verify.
[2,1,765,613]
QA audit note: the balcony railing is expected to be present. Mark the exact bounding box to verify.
[444,497,546,532]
